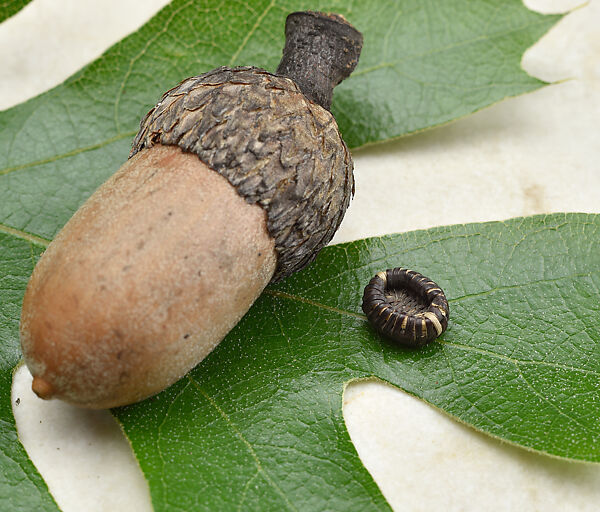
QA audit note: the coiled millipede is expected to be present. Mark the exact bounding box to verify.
[361,267,449,347]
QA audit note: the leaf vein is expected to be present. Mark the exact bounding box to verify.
[112,0,193,132]
[0,223,50,247]
[442,341,600,377]
[515,365,590,434]
[265,289,365,320]
[227,0,277,67]
[449,271,595,303]
[156,380,193,509]
[353,16,556,79]
[0,131,135,177]
[187,375,298,511]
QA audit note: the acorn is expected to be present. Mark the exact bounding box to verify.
[19,11,363,408]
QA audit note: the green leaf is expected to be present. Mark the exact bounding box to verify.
[114,213,600,511]
[0,0,561,242]
[0,0,32,24]
[0,232,58,511]
[0,0,569,508]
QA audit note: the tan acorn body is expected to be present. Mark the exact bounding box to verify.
[20,145,276,408]
[20,11,362,408]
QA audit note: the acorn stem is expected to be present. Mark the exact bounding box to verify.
[276,11,363,111]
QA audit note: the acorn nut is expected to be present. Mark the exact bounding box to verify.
[20,11,363,408]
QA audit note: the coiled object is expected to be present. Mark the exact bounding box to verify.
[362,268,449,347]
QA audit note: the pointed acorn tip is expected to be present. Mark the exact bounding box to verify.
[32,376,54,400]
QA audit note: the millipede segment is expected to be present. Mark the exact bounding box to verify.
[362,267,449,347]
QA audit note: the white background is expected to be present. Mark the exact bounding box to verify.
[3,0,600,510]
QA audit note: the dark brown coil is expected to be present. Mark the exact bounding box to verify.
[362,268,449,347]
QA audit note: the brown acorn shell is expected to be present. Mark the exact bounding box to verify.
[130,66,354,282]
[20,146,277,408]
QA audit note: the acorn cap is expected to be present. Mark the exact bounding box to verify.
[130,12,362,282]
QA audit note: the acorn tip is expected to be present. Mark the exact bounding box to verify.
[32,376,54,400]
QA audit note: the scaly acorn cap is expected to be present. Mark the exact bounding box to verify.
[130,12,363,281]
